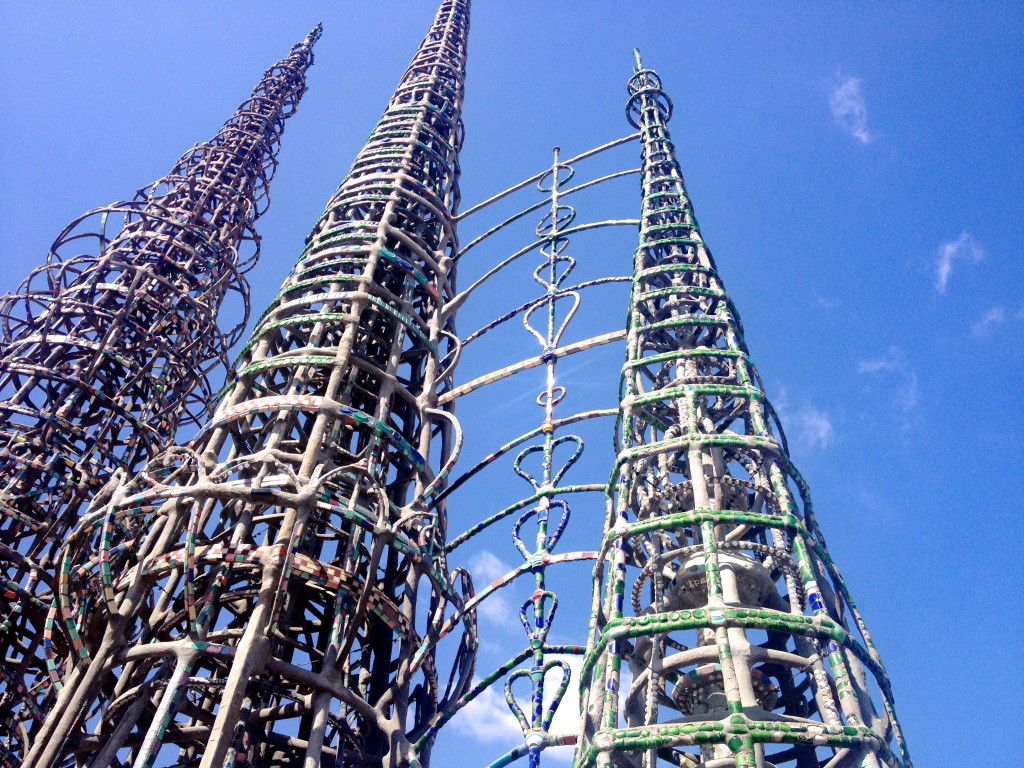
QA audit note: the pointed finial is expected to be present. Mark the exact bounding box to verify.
[633,48,644,72]
[307,22,323,46]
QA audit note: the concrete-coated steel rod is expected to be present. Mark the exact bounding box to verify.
[575,52,911,768]
[24,3,474,766]
[0,26,319,765]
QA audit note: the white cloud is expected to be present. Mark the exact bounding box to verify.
[856,357,897,375]
[786,405,835,451]
[478,594,516,627]
[452,682,522,742]
[857,347,919,411]
[971,305,1024,337]
[449,655,587,752]
[773,388,835,453]
[470,550,513,583]
[813,290,841,310]
[829,76,872,143]
[547,655,585,737]
[537,654,590,764]
[971,306,1006,337]
[446,654,633,764]
[469,550,518,628]
[935,231,983,293]
[542,746,576,764]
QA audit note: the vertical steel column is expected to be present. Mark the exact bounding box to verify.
[0,27,318,765]
[29,2,472,767]
[576,53,910,768]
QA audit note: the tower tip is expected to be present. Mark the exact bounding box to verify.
[633,48,643,71]
[307,22,323,45]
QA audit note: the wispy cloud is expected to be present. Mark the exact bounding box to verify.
[470,550,512,583]
[971,306,1005,337]
[542,654,593,763]
[853,486,899,520]
[935,231,983,293]
[857,347,919,411]
[469,551,518,627]
[971,305,1024,337]
[547,655,585,737]
[787,405,835,451]
[774,389,835,453]
[829,76,872,143]
[449,654,591,750]
[452,683,522,742]
[856,357,897,375]
[812,290,841,310]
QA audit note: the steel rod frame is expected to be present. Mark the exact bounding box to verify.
[0,13,915,768]
[411,136,642,767]
[575,54,911,768]
[0,27,319,766]
[22,3,473,767]
[455,148,602,768]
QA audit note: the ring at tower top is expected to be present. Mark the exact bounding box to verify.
[626,52,673,127]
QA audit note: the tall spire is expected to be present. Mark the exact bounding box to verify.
[27,3,472,767]
[0,26,318,764]
[576,58,910,768]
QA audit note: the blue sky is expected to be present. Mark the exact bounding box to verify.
[2,3,1022,766]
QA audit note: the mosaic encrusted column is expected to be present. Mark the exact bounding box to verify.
[576,53,911,768]
[0,27,318,765]
[26,3,472,768]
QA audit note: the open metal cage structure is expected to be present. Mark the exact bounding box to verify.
[405,53,910,768]
[21,3,473,767]
[0,26,319,766]
[1,3,911,768]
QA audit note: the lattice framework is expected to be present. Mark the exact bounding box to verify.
[2,11,914,768]
[25,4,473,768]
[391,48,911,768]
[0,26,318,766]
[574,53,910,768]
